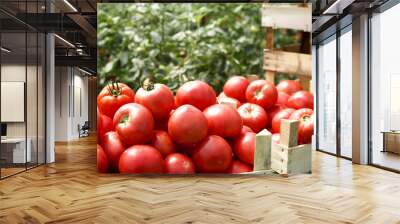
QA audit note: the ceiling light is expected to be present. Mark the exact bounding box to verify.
[1,47,11,53]
[54,34,75,48]
[63,0,78,12]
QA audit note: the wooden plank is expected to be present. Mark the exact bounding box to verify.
[265,27,275,83]
[261,4,312,32]
[271,142,312,175]
[263,50,312,76]
[254,129,272,171]
[280,119,299,148]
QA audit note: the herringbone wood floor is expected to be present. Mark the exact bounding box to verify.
[1,135,400,224]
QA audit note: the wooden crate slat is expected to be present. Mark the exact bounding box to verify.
[263,50,311,76]
[261,4,312,32]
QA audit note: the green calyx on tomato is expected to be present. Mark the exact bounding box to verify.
[143,79,155,91]
[119,115,130,124]
[255,90,263,99]
[107,82,122,96]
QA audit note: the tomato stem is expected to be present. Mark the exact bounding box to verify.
[108,81,121,96]
[143,79,155,91]
[119,115,130,124]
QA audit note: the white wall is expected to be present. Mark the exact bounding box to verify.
[55,67,89,141]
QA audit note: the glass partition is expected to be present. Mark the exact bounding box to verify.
[317,35,337,155]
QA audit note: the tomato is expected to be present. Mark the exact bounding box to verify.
[227,160,252,173]
[266,104,286,122]
[223,76,249,102]
[175,80,217,110]
[286,91,314,109]
[245,80,278,109]
[218,92,227,99]
[240,125,254,136]
[135,83,174,121]
[113,103,154,146]
[237,103,269,133]
[192,135,233,173]
[203,104,242,138]
[271,133,280,144]
[97,144,109,173]
[164,153,196,174]
[97,108,113,143]
[150,130,176,158]
[277,91,290,105]
[101,131,126,171]
[276,80,303,95]
[118,145,163,174]
[233,132,256,165]
[290,108,314,144]
[97,82,135,118]
[218,96,241,108]
[271,108,295,133]
[168,105,208,146]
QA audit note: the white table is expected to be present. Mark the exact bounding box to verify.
[1,138,32,163]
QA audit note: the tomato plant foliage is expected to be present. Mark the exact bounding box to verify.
[98,3,268,92]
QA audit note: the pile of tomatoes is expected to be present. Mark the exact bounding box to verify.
[97,77,314,174]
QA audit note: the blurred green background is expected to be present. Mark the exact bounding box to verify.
[97,3,299,93]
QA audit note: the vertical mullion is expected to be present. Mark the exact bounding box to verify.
[315,44,320,151]
[367,11,373,165]
[336,27,341,157]
[25,0,28,171]
[0,18,2,179]
[36,0,39,167]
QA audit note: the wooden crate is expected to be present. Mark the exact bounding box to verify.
[270,119,312,175]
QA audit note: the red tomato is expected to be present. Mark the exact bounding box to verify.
[277,91,290,105]
[97,144,109,173]
[97,108,113,143]
[240,125,254,136]
[101,131,126,171]
[266,104,286,122]
[175,80,217,110]
[150,130,176,158]
[135,83,174,121]
[118,145,163,174]
[203,104,242,138]
[290,108,314,144]
[227,160,252,173]
[192,135,233,173]
[113,103,154,146]
[218,92,227,99]
[237,103,269,133]
[97,82,135,118]
[223,76,249,102]
[233,132,256,165]
[272,133,280,144]
[164,153,196,174]
[218,96,241,108]
[271,108,295,133]
[286,91,314,109]
[168,105,208,146]
[245,80,278,109]
[276,80,303,95]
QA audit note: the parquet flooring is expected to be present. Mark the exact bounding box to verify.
[1,135,400,223]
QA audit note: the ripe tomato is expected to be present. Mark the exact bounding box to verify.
[192,135,233,173]
[135,83,174,121]
[277,91,290,105]
[97,108,113,143]
[271,133,280,144]
[175,80,217,110]
[97,82,135,118]
[150,130,176,158]
[168,105,208,146]
[237,103,269,133]
[218,96,241,108]
[240,125,254,136]
[271,108,295,133]
[290,108,314,144]
[223,76,249,102]
[113,103,154,146]
[286,91,314,109]
[276,80,303,95]
[266,104,286,122]
[245,80,278,109]
[119,145,163,174]
[97,144,109,173]
[227,160,252,173]
[101,131,126,171]
[164,153,196,174]
[233,132,256,165]
[203,104,242,138]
